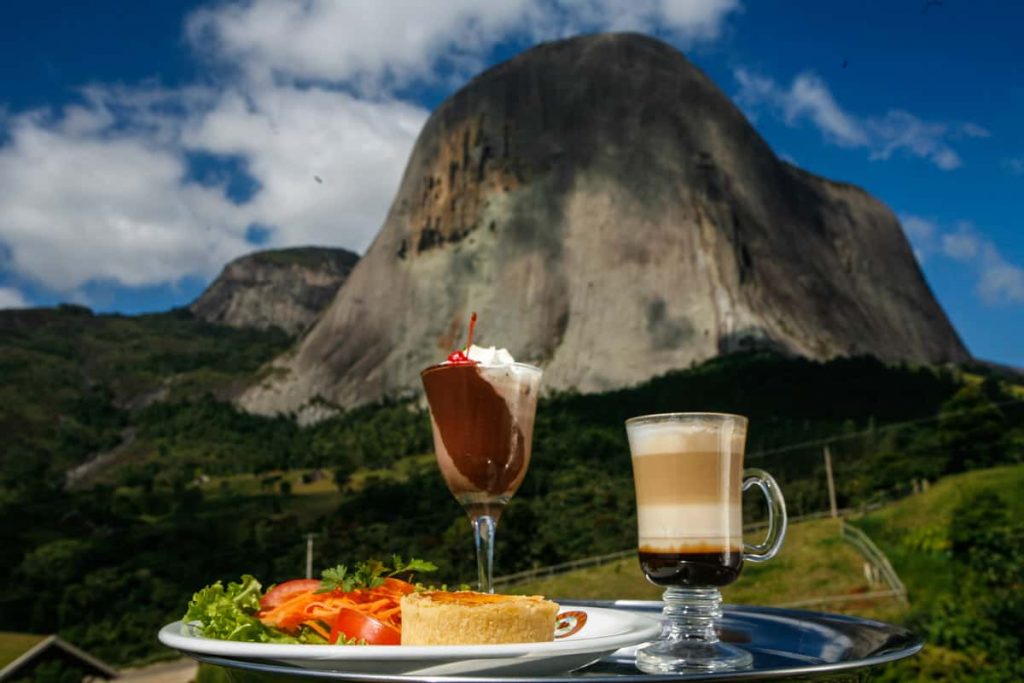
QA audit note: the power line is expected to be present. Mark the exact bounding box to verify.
[747,396,1024,460]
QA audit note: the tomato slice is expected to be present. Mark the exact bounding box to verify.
[259,579,321,611]
[329,608,401,645]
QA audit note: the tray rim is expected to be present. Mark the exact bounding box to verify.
[182,601,924,681]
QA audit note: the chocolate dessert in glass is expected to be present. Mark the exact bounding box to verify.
[420,315,542,593]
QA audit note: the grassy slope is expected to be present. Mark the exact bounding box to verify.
[508,518,879,611]
[0,632,46,668]
[852,463,1024,608]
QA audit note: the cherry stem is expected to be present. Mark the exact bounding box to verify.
[466,312,477,351]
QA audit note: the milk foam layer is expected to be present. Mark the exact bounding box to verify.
[627,421,745,457]
[637,503,742,552]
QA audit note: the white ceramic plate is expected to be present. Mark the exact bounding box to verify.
[159,605,660,676]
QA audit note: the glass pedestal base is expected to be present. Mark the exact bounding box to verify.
[635,639,752,674]
[634,586,753,674]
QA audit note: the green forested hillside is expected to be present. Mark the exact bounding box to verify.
[856,465,1024,681]
[0,305,1021,669]
[0,305,291,490]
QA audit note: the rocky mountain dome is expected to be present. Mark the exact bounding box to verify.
[240,33,969,415]
[191,247,358,336]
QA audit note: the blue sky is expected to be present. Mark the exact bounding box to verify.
[0,1,1020,365]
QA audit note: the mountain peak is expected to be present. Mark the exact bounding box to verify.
[239,33,968,414]
[191,246,358,336]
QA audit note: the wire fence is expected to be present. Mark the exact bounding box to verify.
[839,519,908,605]
[492,550,635,588]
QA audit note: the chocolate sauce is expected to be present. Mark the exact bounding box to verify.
[421,364,525,495]
[639,549,743,587]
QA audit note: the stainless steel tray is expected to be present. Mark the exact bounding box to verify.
[191,601,922,682]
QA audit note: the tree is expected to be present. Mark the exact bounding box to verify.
[938,385,1008,473]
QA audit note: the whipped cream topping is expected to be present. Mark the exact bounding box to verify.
[457,344,515,365]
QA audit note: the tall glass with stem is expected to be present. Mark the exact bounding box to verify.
[421,361,542,592]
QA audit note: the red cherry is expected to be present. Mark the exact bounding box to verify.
[446,349,476,364]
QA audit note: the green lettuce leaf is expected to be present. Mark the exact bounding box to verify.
[183,574,288,642]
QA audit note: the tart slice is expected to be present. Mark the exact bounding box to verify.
[400,591,560,645]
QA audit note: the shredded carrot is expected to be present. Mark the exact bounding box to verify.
[258,579,414,643]
[378,606,401,620]
[304,619,331,641]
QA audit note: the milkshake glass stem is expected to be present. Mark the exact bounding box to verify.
[470,513,498,593]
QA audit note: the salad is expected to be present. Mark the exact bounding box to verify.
[183,556,437,645]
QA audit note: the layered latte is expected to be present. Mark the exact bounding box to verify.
[627,415,747,587]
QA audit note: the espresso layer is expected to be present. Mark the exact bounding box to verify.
[639,550,743,587]
[421,364,527,496]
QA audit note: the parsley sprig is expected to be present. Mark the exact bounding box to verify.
[317,555,437,593]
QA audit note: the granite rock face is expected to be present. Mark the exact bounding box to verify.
[191,247,358,336]
[240,33,969,414]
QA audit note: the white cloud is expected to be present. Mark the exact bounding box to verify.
[549,0,740,42]
[941,228,981,262]
[0,83,426,293]
[960,122,991,138]
[0,89,260,292]
[735,69,867,146]
[785,73,868,147]
[900,214,936,263]
[183,85,427,251]
[0,97,253,292]
[658,0,742,40]
[901,215,936,244]
[1004,158,1024,175]
[186,0,534,92]
[0,0,743,298]
[901,214,1023,306]
[867,110,961,170]
[188,0,741,91]
[0,286,29,309]
[735,69,977,170]
[979,255,1024,304]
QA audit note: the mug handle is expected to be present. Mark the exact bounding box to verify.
[742,468,788,563]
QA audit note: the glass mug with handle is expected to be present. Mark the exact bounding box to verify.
[626,412,787,673]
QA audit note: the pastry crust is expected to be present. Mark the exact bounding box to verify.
[400,591,560,645]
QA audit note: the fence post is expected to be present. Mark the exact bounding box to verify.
[305,533,314,579]
[824,446,838,518]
